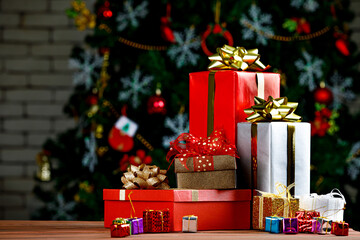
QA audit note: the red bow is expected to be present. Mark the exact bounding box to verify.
[166,130,239,170]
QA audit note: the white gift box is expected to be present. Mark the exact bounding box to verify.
[299,189,346,222]
[182,215,198,233]
[236,122,311,196]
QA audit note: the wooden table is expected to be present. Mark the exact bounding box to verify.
[0,221,359,239]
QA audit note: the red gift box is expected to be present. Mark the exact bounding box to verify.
[103,189,251,231]
[143,209,170,232]
[296,210,320,220]
[110,223,130,238]
[331,221,349,236]
[189,71,280,144]
[298,219,317,233]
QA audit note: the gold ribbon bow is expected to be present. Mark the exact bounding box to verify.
[208,44,271,71]
[121,164,170,190]
[244,96,302,122]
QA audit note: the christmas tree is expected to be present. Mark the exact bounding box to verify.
[33,0,360,230]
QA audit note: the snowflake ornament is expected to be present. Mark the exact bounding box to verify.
[239,4,274,46]
[167,27,201,68]
[118,69,153,109]
[328,72,355,109]
[69,51,103,90]
[47,193,77,220]
[294,51,324,91]
[347,141,360,181]
[291,0,319,12]
[116,0,148,31]
[82,132,98,172]
[162,113,189,148]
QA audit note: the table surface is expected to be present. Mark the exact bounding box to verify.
[0,221,359,239]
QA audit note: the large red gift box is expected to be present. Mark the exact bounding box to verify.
[103,189,251,231]
[189,71,280,144]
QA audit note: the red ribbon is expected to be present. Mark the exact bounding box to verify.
[166,129,239,170]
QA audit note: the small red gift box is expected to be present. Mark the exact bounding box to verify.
[298,219,317,233]
[143,209,170,232]
[189,71,280,145]
[110,223,131,238]
[103,189,251,231]
[331,221,349,236]
[296,210,320,220]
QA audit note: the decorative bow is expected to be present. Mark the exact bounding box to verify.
[244,96,302,122]
[166,130,239,170]
[208,44,271,71]
[121,164,170,190]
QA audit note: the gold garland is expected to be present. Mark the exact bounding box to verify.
[118,37,168,51]
[242,20,331,41]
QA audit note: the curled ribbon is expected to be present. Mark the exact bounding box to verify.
[208,44,271,71]
[244,96,302,122]
[166,130,239,170]
[121,164,170,190]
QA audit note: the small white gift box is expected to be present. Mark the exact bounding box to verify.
[182,215,198,233]
[299,189,346,222]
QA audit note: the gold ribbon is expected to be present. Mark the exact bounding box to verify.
[207,72,216,136]
[287,124,296,196]
[245,96,302,123]
[128,191,135,218]
[208,45,270,71]
[121,164,170,189]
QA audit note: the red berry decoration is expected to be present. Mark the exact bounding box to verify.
[313,83,333,105]
[119,150,153,171]
[98,0,112,19]
[147,87,166,115]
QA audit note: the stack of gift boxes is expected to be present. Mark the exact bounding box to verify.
[104,45,349,237]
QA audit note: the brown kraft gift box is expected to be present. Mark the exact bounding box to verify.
[175,155,237,189]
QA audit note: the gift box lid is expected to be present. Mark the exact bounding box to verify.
[175,155,237,173]
[103,189,251,202]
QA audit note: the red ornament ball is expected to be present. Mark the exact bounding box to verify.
[313,86,333,105]
[147,94,166,115]
[108,127,134,152]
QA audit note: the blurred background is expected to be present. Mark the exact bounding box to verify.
[0,0,359,230]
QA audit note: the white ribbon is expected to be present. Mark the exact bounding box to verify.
[256,73,265,99]
[119,189,126,201]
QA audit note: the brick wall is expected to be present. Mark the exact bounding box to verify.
[0,0,92,220]
[0,0,359,220]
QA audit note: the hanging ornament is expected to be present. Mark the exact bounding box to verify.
[160,2,175,43]
[334,27,350,56]
[95,124,104,139]
[147,83,166,115]
[36,151,51,182]
[66,0,96,31]
[86,94,98,105]
[108,116,138,152]
[97,0,113,19]
[118,68,154,109]
[201,0,233,56]
[313,81,333,105]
